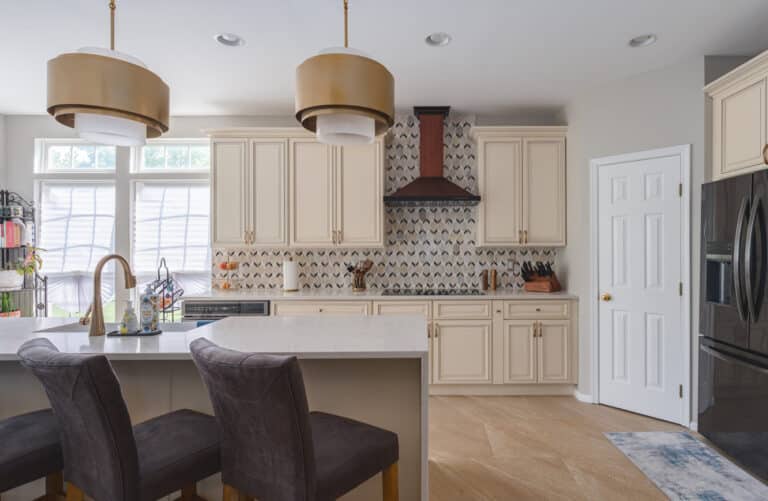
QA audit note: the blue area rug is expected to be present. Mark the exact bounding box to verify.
[606,432,768,500]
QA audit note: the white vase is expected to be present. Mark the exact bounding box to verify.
[0,270,24,289]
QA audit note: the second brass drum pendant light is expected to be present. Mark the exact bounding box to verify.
[295,0,394,145]
[46,1,169,146]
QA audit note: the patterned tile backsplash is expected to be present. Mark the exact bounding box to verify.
[213,114,557,290]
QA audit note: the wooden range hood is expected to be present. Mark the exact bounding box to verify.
[384,106,481,207]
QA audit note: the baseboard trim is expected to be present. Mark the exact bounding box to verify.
[574,390,594,403]
[429,384,575,396]
[689,421,698,431]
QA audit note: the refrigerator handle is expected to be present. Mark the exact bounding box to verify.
[746,195,766,322]
[734,197,750,322]
[701,344,768,375]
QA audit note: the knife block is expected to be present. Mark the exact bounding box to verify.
[523,273,562,293]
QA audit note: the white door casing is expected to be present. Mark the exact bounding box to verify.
[591,145,691,425]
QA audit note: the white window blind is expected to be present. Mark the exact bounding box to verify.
[133,182,210,272]
[38,182,116,317]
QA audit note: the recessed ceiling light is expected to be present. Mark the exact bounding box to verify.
[628,34,657,48]
[425,32,452,47]
[215,33,245,47]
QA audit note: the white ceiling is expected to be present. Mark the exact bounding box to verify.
[1,0,767,116]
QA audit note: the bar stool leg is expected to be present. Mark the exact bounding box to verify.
[176,483,207,500]
[65,483,84,501]
[223,484,254,501]
[383,462,399,501]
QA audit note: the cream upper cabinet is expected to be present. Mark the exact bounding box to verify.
[523,138,566,246]
[289,139,336,247]
[477,138,523,245]
[211,139,249,247]
[538,320,570,383]
[472,127,567,247]
[336,141,384,246]
[208,128,383,249]
[706,50,768,180]
[250,139,288,246]
[432,320,493,384]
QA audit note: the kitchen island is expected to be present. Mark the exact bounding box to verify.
[0,316,428,501]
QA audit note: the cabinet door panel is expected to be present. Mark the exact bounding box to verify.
[337,142,383,246]
[290,140,335,246]
[502,321,537,383]
[212,139,248,247]
[432,320,493,384]
[477,139,522,246]
[251,139,287,246]
[538,320,570,383]
[523,138,566,246]
[715,77,766,176]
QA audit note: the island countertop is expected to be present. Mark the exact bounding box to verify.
[0,315,429,361]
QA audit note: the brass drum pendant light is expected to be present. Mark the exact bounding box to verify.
[46,0,169,146]
[295,0,394,145]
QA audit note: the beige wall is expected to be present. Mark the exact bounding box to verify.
[561,55,750,418]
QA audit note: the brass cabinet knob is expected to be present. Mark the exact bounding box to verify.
[600,293,612,301]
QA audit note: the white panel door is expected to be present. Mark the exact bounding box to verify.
[523,138,566,246]
[336,141,384,246]
[290,139,335,247]
[211,139,248,247]
[250,139,288,246]
[597,149,685,423]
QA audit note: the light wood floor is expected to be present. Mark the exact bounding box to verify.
[429,396,682,500]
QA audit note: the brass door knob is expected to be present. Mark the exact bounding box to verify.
[600,293,612,301]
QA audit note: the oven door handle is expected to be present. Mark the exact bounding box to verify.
[701,344,768,375]
[734,197,750,322]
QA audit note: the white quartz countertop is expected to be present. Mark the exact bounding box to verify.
[183,288,577,301]
[0,316,428,361]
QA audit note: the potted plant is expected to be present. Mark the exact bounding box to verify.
[0,292,20,318]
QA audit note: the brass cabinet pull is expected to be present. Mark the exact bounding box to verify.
[332,230,337,244]
[523,229,528,244]
[518,229,522,244]
[338,229,343,243]
[763,144,768,165]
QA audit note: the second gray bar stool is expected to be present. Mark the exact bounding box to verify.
[17,338,221,501]
[190,337,399,501]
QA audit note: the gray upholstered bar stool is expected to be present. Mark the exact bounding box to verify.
[17,338,221,501]
[190,338,399,501]
[0,409,64,500]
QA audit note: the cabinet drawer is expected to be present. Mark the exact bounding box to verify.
[374,301,431,318]
[272,301,370,316]
[503,301,569,319]
[433,301,492,320]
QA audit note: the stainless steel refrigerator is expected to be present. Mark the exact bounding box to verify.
[699,169,768,481]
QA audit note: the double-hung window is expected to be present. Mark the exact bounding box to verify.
[34,138,210,321]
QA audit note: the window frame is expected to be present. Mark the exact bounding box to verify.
[34,138,211,321]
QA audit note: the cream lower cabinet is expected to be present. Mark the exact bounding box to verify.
[272,301,371,316]
[432,320,493,384]
[472,127,566,247]
[501,321,537,383]
[374,301,432,383]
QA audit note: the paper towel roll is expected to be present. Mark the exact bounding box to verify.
[283,259,299,291]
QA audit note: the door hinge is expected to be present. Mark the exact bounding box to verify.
[678,183,683,197]
[679,384,683,399]
[679,282,683,296]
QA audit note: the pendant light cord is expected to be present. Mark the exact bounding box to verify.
[109,0,116,50]
[343,0,349,48]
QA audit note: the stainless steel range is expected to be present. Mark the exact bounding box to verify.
[382,289,484,296]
